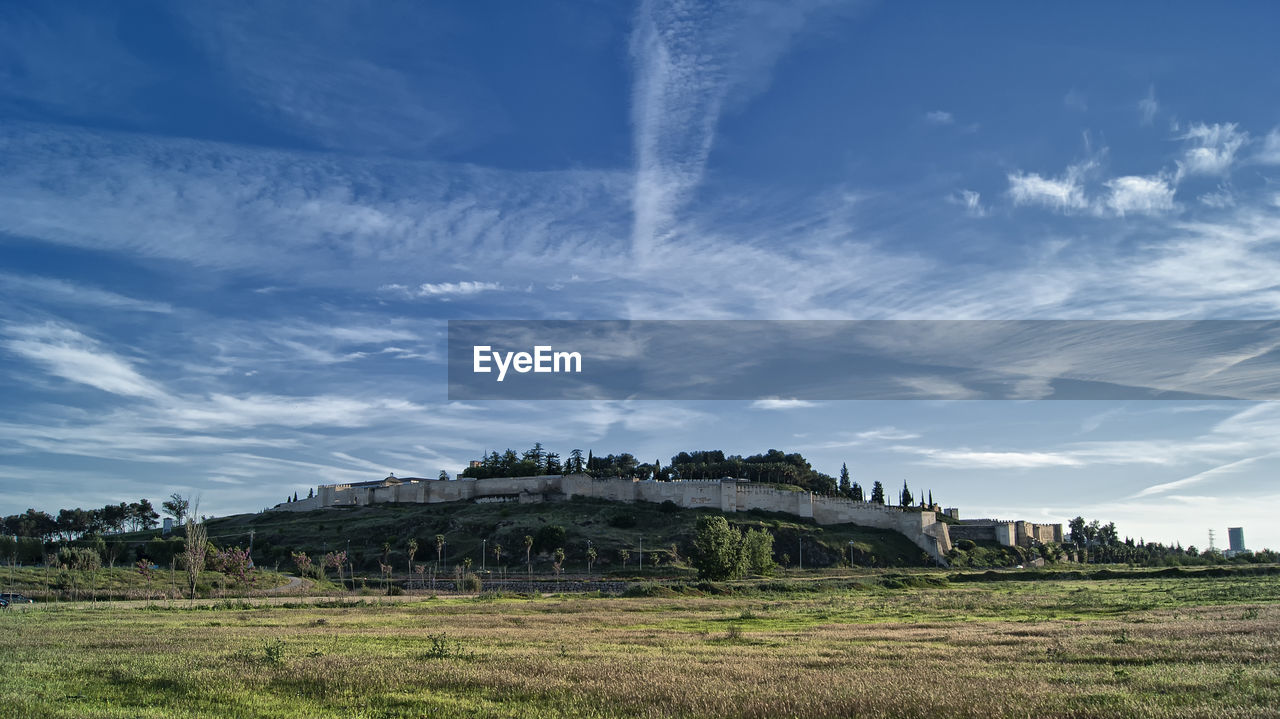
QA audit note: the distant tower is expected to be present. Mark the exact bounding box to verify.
[1228,527,1246,554]
[1207,528,1216,552]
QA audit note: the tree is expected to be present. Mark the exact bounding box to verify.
[553,548,565,576]
[183,512,206,601]
[899,480,913,508]
[162,493,189,524]
[523,535,534,574]
[325,551,347,589]
[492,542,503,567]
[619,549,631,568]
[291,552,313,578]
[435,534,446,567]
[407,539,418,577]
[870,481,885,505]
[569,449,584,474]
[839,463,851,496]
[438,470,450,481]
[691,515,744,580]
[1068,517,1086,549]
[851,482,864,502]
[741,528,776,576]
[586,546,597,574]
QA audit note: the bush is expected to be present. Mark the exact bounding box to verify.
[534,525,566,553]
[459,572,482,593]
[608,512,637,529]
[623,582,678,598]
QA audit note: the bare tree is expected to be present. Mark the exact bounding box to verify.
[183,500,206,601]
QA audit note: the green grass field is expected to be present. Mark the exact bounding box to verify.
[2,573,1278,718]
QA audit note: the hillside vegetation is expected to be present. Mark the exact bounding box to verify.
[207,496,932,575]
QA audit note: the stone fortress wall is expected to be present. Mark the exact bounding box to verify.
[275,474,1057,565]
[948,519,1063,548]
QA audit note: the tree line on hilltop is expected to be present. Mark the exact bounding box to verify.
[459,444,943,509]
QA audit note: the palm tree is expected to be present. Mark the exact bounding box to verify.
[523,535,534,575]
[553,548,565,577]
[435,534,445,568]
[407,539,418,578]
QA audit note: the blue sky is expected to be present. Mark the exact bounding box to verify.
[3,1,1280,549]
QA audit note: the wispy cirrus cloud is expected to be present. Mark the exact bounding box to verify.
[0,273,173,313]
[924,110,954,125]
[382,281,504,298]
[1138,86,1158,126]
[750,398,817,410]
[1104,175,1177,216]
[628,0,850,260]
[1007,159,1094,213]
[1176,122,1247,179]
[4,323,168,400]
[1132,453,1278,498]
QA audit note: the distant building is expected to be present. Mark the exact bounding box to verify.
[1225,527,1247,557]
[944,507,960,519]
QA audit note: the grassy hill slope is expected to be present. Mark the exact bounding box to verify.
[206,497,932,575]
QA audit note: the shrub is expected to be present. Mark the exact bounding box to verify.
[534,525,566,553]
[623,582,678,598]
[459,572,482,593]
[608,512,638,529]
[422,633,473,660]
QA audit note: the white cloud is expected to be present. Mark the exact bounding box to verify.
[1198,186,1236,208]
[1133,453,1278,498]
[4,323,169,400]
[628,0,841,261]
[750,398,817,410]
[1176,122,1247,179]
[1007,159,1094,213]
[912,448,1086,469]
[924,110,953,125]
[384,281,503,298]
[0,273,173,313]
[952,189,986,217]
[1104,175,1177,216]
[1138,86,1158,126]
[856,427,920,441]
[1257,128,1280,165]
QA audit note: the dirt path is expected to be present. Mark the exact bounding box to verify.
[256,575,310,595]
